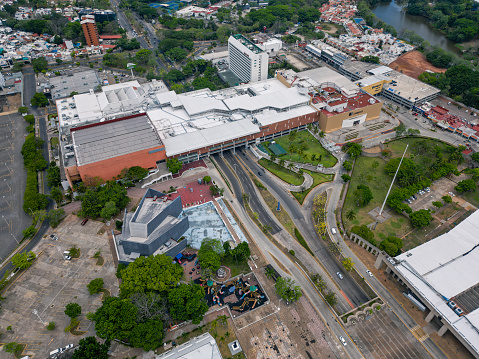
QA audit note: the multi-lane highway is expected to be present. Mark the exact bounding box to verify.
[217,149,370,309]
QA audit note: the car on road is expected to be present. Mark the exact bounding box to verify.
[258,171,262,176]
[339,336,347,346]
[49,234,58,241]
[331,227,337,235]
[336,272,344,280]
[366,270,373,277]
[81,218,88,226]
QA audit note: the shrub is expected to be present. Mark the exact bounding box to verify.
[65,303,81,318]
[46,321,56,331]
[442,195,452,203]
[87,278,104,295]
[289,250,295,256]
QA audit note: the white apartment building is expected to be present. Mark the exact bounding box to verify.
[228,34,268,83]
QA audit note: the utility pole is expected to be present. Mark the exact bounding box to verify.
[379,144,408,216]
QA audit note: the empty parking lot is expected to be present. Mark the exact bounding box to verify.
[0,215,118,358]
[346,307,432,359]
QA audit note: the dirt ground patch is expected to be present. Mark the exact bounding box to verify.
[347,240,475,359]
[233,268,348,359]
[389,51,446,79]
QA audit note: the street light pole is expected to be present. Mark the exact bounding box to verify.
[379,144,409,216]
[32,309,46,326]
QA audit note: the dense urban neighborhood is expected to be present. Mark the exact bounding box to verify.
[0,0,478,357]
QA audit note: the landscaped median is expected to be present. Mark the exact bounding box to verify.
[291,171,333,204]
[258,158,303,186]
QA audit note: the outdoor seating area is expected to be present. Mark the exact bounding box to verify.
[195,274,267,315]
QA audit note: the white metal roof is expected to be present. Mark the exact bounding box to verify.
[367,66,392,76]
[394,210,479,355]
[163,119,259,157]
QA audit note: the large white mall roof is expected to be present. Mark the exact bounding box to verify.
[395,210,479,355]
[163,119,259,157]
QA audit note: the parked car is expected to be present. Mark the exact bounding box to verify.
[63,251,71,261]
[406,199,412,204]
[424,187,431,193]
[366,270,373,277]
[49,234,58,241]
[449,192,455,197]
[412,195,417,200]
[81,218,88,226]
[336,272,344,280]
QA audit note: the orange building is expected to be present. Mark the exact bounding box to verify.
[66,113,166,187]
[81,15,100,46]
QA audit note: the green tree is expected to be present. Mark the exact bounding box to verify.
[48,208,65,227]
[168,283,209,324]
[342,257,354,271]
[275,277,302,303]
[341,174,351,182]
[471,152,479,163]
[30,92,49,107]
[125,166,149,181]
[198,250,221,274]
[432,201,443,208]
[119,254,183,298]
[345,209,356,221]
[343,142,362,159]
[72,336,110,359]
[50,186,63,205]
[395,124,407,137]
[47,163,61,187]
[22,225,36,239]
[166,158,183,174]
[128,318,164,351]
[351,225,376,245]
[70,91,79,97]
[231,242,250,262]
[199,237,224,255]
[32,57,48,73]
[100,201,118,219]
[324,291,337,306]
[455,179,476,193]
[410,209,433,228]
[379,235,403,256]
[87,278,104,295]
[343,160,352,171]
[46,322,56,331]
[203,176,211,183]
[354,184,373,206]
[361,55,379,63]
[91,296,137,340]
[3,342,22,354]
[18,106,28,114]
[11,251,36,269]
[65,303,82,318]
[442,195,452,203]
[166,47,187,62]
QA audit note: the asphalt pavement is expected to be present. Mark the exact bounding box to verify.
[0,66,53,279]
[236,149,370,307]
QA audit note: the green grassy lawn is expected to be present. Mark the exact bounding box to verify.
[461,190,479,207]
[271,130,337,168]
[221,256,250,278]
[291,171,333,204]
[259,158,303,185]
[343,137,456,250]
[50,136,59,149]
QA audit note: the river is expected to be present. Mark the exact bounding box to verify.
[371,0,461,54]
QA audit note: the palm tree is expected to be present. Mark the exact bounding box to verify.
[279,159,285,167]
[318,130,325,138]
[288,163,295,171]
[311,153,316,162]
[346,209,356,221]
[270,153,277,163]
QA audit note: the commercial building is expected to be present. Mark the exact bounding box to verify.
[57,67,382,184]
[78,9,117,22]
[44,69,100,100]
[228,34,268,83]
[155,333,222,359]
[81,15,100,46]
[114,188,189,265]
[375,210,479,359]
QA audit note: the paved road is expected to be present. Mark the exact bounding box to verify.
[214,152,281,234]
[236,149,370,307]
[0,66,53,278]
[208,168,363,359]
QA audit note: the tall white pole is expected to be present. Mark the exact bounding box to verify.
[379,144,408,216]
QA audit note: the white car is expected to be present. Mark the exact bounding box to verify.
[448,192,455,197]
[336,272,344,280]
[366,270,373,277]
[339,336,347,346]
[49,234,58,241]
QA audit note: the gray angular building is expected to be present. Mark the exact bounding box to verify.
[114,188,189,264]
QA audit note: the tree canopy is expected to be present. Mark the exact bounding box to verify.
[91,296,138,341]
[455,179,476,193]
[30,92,49,107]
[410,209,433,228]
[379,236,403,256]
[80,181,129,219]
[72,337,110,359]
[166,158,183,174]
[119,254,183,298]
[65,303,82,319]
[168,283,209,324]
[354,184,373,206]
[11,251,36,269]
[275,277,302,303]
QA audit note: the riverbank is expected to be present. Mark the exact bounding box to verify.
[389,50,447,79]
